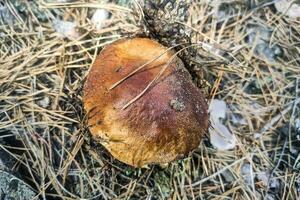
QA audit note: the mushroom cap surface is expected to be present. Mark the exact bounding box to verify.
[83,38,208,167]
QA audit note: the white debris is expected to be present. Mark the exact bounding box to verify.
[256,171,269,186]
[209,99,227,121]
[231,114,247,125]
[91,9,109,31]
[241,163,253,186]
[295,118,300,131]
[53,19,80,40]
[202,42,224,57]
[210,120,236,150]
[209,99,236,150]
[37,96,50,108]
[275,0,300,18]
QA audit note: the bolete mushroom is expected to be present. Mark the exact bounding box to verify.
[83,38,208,167]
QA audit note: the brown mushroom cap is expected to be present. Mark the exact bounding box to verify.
[83,38,208,167]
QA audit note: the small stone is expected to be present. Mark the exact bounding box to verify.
[221,169,235,182]
[241,163,253,186]
[256,171,269,186]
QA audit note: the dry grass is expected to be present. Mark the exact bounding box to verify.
[0,0,300,199]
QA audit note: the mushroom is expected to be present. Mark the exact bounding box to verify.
[83,38,208,167]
